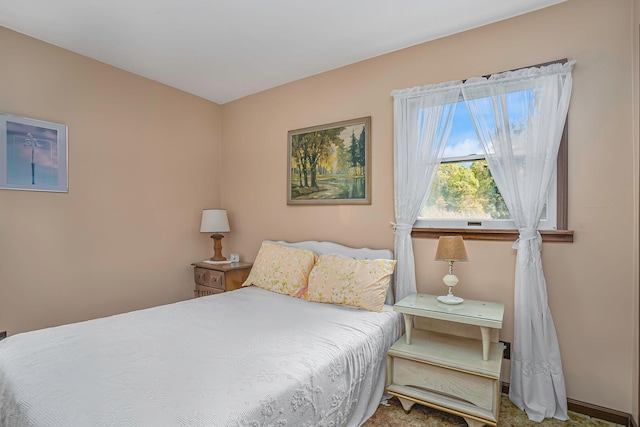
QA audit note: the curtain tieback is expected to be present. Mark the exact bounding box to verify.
[513,228,542,249]
[391,222,413,235]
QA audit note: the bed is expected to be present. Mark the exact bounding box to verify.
[0,240,403,427]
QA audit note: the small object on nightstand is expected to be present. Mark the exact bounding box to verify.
[230,253,240,263]
[434,236,469,304]
[191,261,252,297]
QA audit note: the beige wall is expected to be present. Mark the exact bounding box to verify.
[633,0,639,424]
[222,0,638,416]
[0,27,223,334]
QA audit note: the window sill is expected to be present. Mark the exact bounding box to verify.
[411,228,574,243]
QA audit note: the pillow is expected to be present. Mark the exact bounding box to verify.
[303,254,397,312]
[242,241,317,297]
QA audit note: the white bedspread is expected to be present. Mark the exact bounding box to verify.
[0,286,402,427]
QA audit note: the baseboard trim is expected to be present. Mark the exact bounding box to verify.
[501,382,633,426]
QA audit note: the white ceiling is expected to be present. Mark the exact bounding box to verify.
[0,0,565,104]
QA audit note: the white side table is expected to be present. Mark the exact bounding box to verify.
[386,293,505,427]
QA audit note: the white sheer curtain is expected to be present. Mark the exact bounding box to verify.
[391,82,461,302]
[461,61,575,421]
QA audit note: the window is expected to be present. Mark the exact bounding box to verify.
[411,59,573,242]
[415,95,561,231]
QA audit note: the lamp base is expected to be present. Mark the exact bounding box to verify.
[210,233,227,261]
[437,294,464,305]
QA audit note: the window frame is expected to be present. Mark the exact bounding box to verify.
[411,60,573,242]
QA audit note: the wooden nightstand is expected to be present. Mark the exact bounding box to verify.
[386,294,504,427]
[191,261,253,297]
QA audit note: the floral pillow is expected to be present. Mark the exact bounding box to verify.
[242,242,317,297]
[303,254,397,312]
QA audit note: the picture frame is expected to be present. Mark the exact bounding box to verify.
[288,116,371,205]
[0,112,68,192]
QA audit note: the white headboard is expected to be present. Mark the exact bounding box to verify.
[267,240,396,305]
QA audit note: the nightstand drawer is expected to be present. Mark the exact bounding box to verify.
[389,356,496,411]
[194,268,207,286]
[194,268,225,290]
[195,284,224,298]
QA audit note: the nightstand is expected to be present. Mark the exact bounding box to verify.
[386,293,504,427]
[191,261,253,297]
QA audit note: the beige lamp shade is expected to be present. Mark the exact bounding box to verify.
[434,236,469,262]
[200,209,230,233]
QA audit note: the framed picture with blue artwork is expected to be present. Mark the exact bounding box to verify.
[0,112,68,192]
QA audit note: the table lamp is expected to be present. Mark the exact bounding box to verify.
[200,209,230,261]
[434,236,468,304]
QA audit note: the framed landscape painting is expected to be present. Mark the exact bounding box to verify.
[0,113,68,192]
[288,116,371,205]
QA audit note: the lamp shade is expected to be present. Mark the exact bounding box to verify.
[200,209,230,233]
[434,236,468,262]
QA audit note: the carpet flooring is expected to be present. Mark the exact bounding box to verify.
[363,394,623,427]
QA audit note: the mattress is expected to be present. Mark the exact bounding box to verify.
[0,286,403,426]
